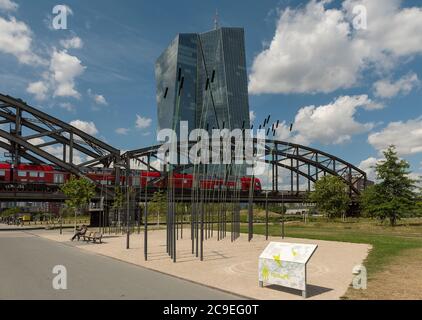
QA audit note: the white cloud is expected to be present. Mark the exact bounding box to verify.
[249,111,256,123]
[59,102,75,112]
[0,16,43,65]
[26,49,86,101]
[26,81,49,101]
[0,0,18,11]
[115,128,130,135]
[249,0,422,94]
[408,172,422,188]
[277,95,375,145]
[50,50,86,98]
[358,157,380,181]
[136,115,152,129]
[28,137,84,165]
[88,89,108,106]
[374,73,420,98]
[368,117,422,156]
[70,120,98,136]
[60,36,83,49]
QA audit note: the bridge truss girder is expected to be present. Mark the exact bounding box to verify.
[123,138,367,198]
[0,93,121,192]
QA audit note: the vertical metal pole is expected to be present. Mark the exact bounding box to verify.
[272,152,275,192]
[14,107,21,167]
[265,192,269,241]
[315,153,319,181]
[200,189,204,261]
[296,150,299,195]
[126,156,130,250]
[69,132,74,165]
[275,144,278,193]
[144,155,150,261]
[308,164,311,192]
[63,144,67,163]
[282,192,285,239]
[173,175,177,263]
[291,158,294,193]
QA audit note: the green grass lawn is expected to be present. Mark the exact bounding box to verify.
[240,218,422,277]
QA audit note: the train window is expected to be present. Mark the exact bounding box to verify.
[18,171,26,177]
[29,171,37,177]
[0,170,5,176]
[39,172,45,178]
[54,174,64,184]
[133,177,140,186]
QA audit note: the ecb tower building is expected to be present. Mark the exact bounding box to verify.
[155,27,251,134]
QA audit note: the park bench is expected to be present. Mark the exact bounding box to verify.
[83,232,103,244]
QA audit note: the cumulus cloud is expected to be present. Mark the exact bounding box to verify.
[27,49,86,100]
[70,120,98,136]
[50,50,86,98]
[60,36,83,49]
[136,115,152,129]
[26,81,49,101]
[0,0,18,11]
[276,95,375,145]
[249,0,422,94]
[115,128,130,135]
[358,157,380,181]
[374,73,420,98]
[88,89,108,106]
[368,117,422,156]
[0,16,43,65]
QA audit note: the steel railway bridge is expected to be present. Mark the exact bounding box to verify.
[0,93,367,203]
[1,93,369,262]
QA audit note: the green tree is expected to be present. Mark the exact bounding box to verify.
[112,186,138,225]
[1,207,21,218]
[112,186,125,224]
[149,191,167,226]
[360,146,417,226]
[60,175,96,231]
[309,175,350,219]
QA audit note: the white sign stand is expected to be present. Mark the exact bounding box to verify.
[259,242,318,299]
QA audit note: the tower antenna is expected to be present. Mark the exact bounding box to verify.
[214,9,220,30]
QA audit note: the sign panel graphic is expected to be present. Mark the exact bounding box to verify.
[259,242,318,292]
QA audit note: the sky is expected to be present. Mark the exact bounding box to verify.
[0,0,421,182]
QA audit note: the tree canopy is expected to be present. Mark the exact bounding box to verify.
[149,191,168,216]
[360,146,417,226]
[60,175,96,211]
[309,175,350,218]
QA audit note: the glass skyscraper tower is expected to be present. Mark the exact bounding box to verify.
[155,27,251,133]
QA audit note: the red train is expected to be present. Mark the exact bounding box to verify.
[0,163,262,192]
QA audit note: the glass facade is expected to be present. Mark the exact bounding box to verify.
[155,34,198,133]
[156,27,250,133]
[197,28,250,131]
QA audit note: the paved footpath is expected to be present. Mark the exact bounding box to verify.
[0,231,240,300]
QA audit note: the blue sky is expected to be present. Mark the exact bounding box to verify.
[0,0,421,181]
